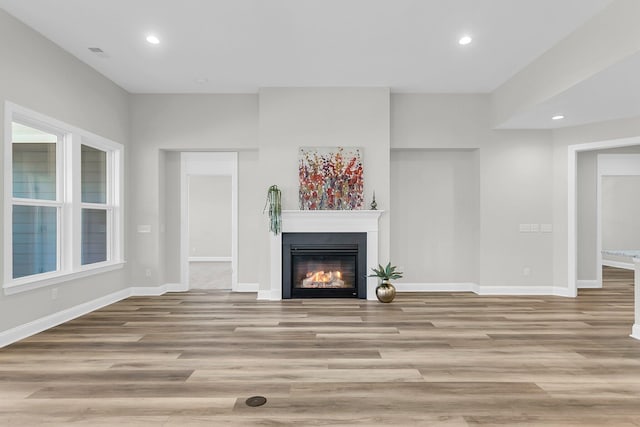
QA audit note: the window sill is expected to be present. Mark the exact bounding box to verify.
[3,261,126,296]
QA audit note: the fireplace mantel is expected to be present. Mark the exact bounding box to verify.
[265,210,383,300]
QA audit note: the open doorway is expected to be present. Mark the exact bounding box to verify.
[180,152,238,291]
[598,155,640,280]
[570,138,640,295]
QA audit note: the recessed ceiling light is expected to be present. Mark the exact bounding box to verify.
[458,35,472,45]
[552,115,565,121]
[146,35,160,45]
[195,77,209,84]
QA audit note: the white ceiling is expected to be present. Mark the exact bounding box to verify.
[4,0,639,129]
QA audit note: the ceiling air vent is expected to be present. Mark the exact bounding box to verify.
[88,47,109,58]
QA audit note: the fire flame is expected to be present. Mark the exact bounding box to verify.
[306,270,341,283]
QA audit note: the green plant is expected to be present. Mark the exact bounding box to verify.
[369,262,403,281]
[264,185,282,235]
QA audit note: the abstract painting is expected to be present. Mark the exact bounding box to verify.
[298,147,364,210]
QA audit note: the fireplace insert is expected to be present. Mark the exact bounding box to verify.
[282,232,367,298]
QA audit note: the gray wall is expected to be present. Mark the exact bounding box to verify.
[391,94,554,287]
[188,175,232,257]
[390,149,479,283]
[257,88,391,292]
[602,175,640,253]
[0,10,129,333]
[129,95,259,286]
[577,151,598,280]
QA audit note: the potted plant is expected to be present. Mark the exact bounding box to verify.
[369,262,403,303]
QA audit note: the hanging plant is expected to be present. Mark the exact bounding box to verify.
[264,185,282,235]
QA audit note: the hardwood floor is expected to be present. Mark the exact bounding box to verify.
[2,267,640,426]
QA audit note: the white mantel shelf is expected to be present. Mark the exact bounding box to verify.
[265,210,384,301]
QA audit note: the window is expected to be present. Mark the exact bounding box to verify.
[4,103,124,293]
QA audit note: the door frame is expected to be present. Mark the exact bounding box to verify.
[568,137,640,297]
[180,152,238,290]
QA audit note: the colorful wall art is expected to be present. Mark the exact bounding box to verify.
[298,147,364,210]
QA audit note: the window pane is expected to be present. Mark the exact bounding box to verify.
[12,142,57,200]
[82,209,107,265]
[12,205,57,279]
[81,145,107,204]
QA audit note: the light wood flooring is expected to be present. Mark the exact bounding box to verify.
[2,267,640,426]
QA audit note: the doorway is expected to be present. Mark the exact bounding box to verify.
[180,152,238,291]
[569,137,640,296]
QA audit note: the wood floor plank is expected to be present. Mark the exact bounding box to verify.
[1,266,640,425]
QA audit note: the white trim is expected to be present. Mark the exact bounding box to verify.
[257,289,278,300]
[180,154,189,290]
[234,282,259,292]
[568,136,640,298]
[3,262,125,296]
[270,210,383,301]
[602,259,635,270]
[577,279,601,289]
[631,324,640,341]
[166,282,189,292]
[393,282,476,292]
[0,283,191,348]
[476,285,572,297]
[4,102,124,291]
[188,256,232,263]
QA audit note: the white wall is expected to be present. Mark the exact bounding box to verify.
[390,149,479,283]
[0,10,130,333]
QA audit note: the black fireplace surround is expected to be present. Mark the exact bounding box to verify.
[282,232,367,299]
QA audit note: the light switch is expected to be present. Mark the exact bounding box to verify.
[541,224,553,233]
[519,224,531,233]
[530,223,540,233]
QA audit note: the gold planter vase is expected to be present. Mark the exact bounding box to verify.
[375,281,396,303]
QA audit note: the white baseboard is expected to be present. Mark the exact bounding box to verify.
[166,283,188,292]
[0,283,184,348]
[577,280,601,289]
[394,282,572,297]
[552,286,576,298]
[603,260,635,270]
[234,282,259,292]
[394,282,475,292]
[631,324,640,341]
[0,288,131,348]
[257,289,280,300]
[477,285,552,296]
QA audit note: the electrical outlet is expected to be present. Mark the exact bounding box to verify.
[51,288,58,300]
[145,269,152,277]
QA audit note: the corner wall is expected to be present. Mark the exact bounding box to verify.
[0,9,130,333]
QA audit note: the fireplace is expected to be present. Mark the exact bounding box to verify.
[282,232,367,298]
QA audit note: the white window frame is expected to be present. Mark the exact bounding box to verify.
[4,102,125,295]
